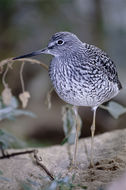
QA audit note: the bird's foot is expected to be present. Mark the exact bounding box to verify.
[68,160,79,171]
[89,161,95,169]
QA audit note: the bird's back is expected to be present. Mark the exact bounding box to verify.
[84,43,122,90]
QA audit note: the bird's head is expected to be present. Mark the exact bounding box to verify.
[13,32,81,60]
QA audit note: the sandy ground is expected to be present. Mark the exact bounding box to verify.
[0,129,126,190]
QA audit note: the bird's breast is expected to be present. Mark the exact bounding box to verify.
[48,57,120,107]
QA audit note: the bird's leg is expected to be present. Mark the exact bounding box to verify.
[90,106,97,167]
[72,106,79,166]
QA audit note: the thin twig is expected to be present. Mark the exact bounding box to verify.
[46,86,54,109]
[33,150,54,181]
[0,58,13,68]
[0,149,35,159]
[13,58,49,70]
[2,65,9,88]
[20,62,25,92]
[0,58,49,71]
[1,60,14,88]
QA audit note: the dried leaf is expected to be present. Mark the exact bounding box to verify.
[46,87,54,110]
[1,87,12,106]
[19,91,30,108]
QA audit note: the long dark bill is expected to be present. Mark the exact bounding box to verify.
[13,48,47,60]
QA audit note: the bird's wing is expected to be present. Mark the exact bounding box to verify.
[84,43,122,89]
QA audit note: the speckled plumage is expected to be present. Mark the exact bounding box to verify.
[48,32,122,108]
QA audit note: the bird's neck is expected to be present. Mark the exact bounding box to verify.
[59,46,84,66]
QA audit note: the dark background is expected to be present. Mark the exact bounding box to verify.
[0,0,126,146]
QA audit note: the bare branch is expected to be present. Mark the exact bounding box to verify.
[20,62,25,92]
[33,149,54,181]
[0,149,35,159]
[0,58,49,71]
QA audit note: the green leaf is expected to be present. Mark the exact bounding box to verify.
[0,176,11,182]
[62,105,82,145]
[100,101,126,119]
[0,129,26,149]
[0,170,11,182]
[20,182,35,190]
[0,96,36,121]
[61,137,68,145]
[26,178,40,187]
[47,181,58,190]
[46,176,74,190]
[11,109,36,118]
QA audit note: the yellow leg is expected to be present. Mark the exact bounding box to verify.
[90,106,97,167]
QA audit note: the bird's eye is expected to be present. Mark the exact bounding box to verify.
[57,40,64,45]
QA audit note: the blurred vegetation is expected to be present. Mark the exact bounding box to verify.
[20,175,88,190]
[0,128,26,150]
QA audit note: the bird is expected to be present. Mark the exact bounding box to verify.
[13,31,122,166]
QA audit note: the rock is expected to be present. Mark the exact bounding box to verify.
[0,129,126,190]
